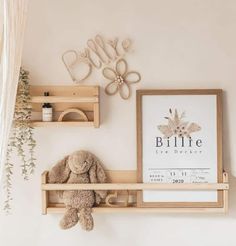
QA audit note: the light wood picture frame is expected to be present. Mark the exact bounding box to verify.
[137,89,223,208]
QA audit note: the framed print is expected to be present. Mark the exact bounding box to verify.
[136,89,223,208]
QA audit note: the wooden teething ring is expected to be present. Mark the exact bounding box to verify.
[58,108,88,122]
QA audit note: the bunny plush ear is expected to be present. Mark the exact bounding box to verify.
[88,153,107,200]
[48,156,70,183]
[89,154,107,184]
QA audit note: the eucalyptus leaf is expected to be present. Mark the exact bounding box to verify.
[4,68,36,214]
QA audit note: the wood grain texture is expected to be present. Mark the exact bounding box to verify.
[31,102,94,112]
[223,172,229,213]
[57,108,88,122]
[30,85,99,96]
[42,182,229,191]
[30,96,98,103]
[46,206,226,214]
[41,171,48,215]
[93,102,100,128]
[30,121,94,127]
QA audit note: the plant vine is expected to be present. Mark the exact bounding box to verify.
[4,68,36,213]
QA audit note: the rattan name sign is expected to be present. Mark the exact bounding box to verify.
[62,34,134,84]
[29,85,100,127]
[41,170,228,214]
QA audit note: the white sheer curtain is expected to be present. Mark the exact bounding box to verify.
[0,0,29,184]
[0,3,3,62]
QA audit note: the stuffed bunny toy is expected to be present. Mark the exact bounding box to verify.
[48,150,107,231]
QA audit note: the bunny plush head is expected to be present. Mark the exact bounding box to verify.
[48,150,107,186]
[68,150,94,174]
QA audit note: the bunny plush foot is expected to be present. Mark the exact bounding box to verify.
[60,208,79,229]
[79,208,94,231]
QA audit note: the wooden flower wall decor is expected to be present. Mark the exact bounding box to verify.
[62,34,141,95]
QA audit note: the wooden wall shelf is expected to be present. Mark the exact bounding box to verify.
[41,170,229,214]
[30,85,100,127]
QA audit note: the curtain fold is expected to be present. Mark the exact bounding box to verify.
[0,1,3,62]
[0,0,29,185]
[0,0,3,82]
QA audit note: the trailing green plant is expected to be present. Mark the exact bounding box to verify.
[4,68,36,213]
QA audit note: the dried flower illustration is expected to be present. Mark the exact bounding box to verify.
[103,58,141,100]
[158,108,201,138]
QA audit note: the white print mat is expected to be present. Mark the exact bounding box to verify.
[142,95,218,202]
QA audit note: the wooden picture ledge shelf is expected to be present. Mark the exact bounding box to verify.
[41,171,229,214]
[30,85,100,127]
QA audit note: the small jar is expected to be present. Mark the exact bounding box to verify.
[42,92,53,122]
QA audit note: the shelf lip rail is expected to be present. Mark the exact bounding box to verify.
[41,182,229,191]
[30,96,98,103]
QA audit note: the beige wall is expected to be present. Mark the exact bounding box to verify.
[1,0,236,245]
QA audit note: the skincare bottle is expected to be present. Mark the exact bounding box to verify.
[42,92,53,122]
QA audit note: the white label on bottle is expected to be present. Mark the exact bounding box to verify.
[42,108,53,122]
